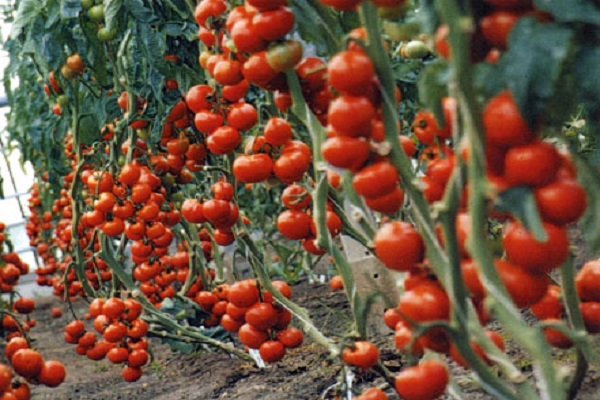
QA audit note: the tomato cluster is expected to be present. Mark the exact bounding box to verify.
[3,339,66,395]
[182,180,239,246]
[64,298,149,382]
[277,184,343,254]
[1,306,66,399]
[194,279,303,363]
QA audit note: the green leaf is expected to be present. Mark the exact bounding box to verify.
[156,337,197,354]
[500,18,573,125]
[105,0,124,33]
[61,0,82,19]
[291,0,343,57]
[572,151,600,253]
[417,59,449,125]
[495,186,547,242]
[126,0,157,22]
[10,0,41,39]
[573,46,600,126]
[533,0,600,25]
[79,114,101,145]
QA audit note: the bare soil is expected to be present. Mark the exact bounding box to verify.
[18,279,600,400]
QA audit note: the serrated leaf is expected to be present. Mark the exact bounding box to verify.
[534,0,600,25]
[105,0,124,33]
[157,337,197,354]
[126,0,157,22]
[291,0,342,57]
[61,0,82,19]
[573,46,600,125]
[500,18,573,125]
[495,186,547,241]
[572,151,600,253]
[417,59,449,124]
[10,0,41,39]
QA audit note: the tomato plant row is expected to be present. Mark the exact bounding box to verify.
[3,0,600,399]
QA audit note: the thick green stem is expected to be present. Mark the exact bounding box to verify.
[359,3,448,280]
[431,1,564,399]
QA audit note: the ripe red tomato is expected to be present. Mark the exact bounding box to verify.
[253,7,294,41]
[5,337,28,362]
[576,260,600,302]
[213,59,243,86]
[412,111,438,145]
[194,110,224,135]
[322,136,370,171]
[534,178,587,225]
[185,84,213,113]
[296,57,327,92]
[281,184,311,210]
[495,259,549,308]
[11,349,43,378]
[233,154,273,183]
[353,161,399,199]
[504,140,561,187]
[238,323,268,349]
[259,340,286,363]
[357,388,388,400]
[228,280,260,308]
[399,283,450,323]
[37,361,66,387]
[480,11,521,49]
[342,341,379,370]
[227,102,258,131]
[580,302,600,333]
[0,364,11,393]
[194,0,227,28]
[206,126,241,155]
[328,95,376,137]
[231,18,267,53]
[394,360,449,400]
[449,330,506,368]
[530,284,563,319]
[242,51,278,84]
[503,221,568,273]
[264,117,292,146]
[14,298,35,314]
[121,366,142,382]
[374,221,424,271]
[276,327,303,348]
[245,302,278,331]
[277,210,312,240]
[273,151,311,184]
[327,50,375,95]
[543,321,573,349]
[460,259,486,300]
[364,187,404,215]
[483,91,534,147]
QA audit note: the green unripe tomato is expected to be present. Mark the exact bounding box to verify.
[56,94,68,107]
[383,20,422,42]
[401,40,430,59]
[97,27,117,42]
[377,0,412,20]
[87,4,105,23]
[137,128,150,140]
[162,174,175,189]
[266,40,303,73]
[171,192,185,203]
[80,0,94,10]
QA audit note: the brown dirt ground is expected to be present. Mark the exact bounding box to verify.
[13,279,600,400]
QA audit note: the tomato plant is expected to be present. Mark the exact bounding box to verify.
[3,0,600,398]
